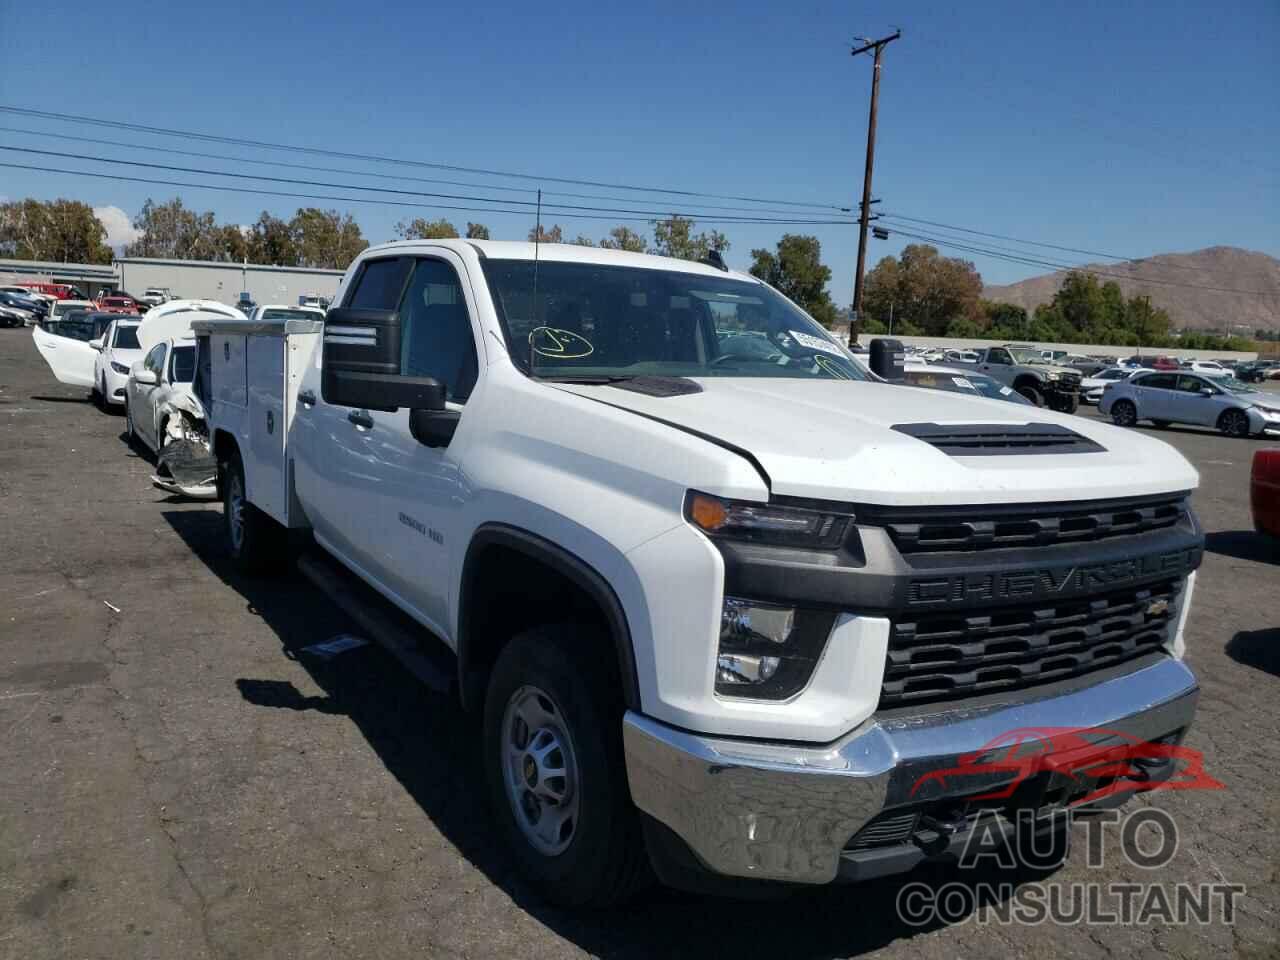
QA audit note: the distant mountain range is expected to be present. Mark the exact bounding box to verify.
[982,246,1280,333]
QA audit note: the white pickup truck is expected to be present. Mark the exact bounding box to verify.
[192,240,1204,905]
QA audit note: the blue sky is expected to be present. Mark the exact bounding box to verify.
[0,0,1276,300]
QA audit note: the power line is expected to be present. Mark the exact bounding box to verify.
[879,211,1227,277]
[882,225,1276,297]
[0,125,849,218]
[0,160,858,227]
[0,144,859,225]
[0,104,851,212]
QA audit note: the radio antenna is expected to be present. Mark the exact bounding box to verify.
[529,188,542,375]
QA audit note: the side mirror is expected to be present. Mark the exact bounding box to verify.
[89,337,104,351]
[869,338,905,381]
[132,363,157,386]
[1200,388,1215,397]
[321,306,406,409]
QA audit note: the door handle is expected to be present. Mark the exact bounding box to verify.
[347,409,374,429]
[298,389,316,407]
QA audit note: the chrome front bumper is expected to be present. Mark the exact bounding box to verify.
[623,656,1199,885]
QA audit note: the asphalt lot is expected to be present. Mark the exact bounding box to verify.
[1,329,1277,960]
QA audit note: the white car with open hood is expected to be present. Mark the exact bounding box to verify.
[193,241,1204,906]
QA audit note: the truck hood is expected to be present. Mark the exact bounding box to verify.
[555,378,1199,506]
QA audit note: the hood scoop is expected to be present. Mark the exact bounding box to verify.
[892,422,1105,456]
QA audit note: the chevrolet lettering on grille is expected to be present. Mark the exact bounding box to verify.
[905,547,1201,607]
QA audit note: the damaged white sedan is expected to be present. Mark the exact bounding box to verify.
[124,300,243,499]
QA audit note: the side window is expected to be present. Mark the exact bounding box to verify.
[397,259,478,402]
[1176,375,1205,393]
[144,343,166,376]
[988,348,1011,364]
[345,257,412,310]
[1142,373,1175,390]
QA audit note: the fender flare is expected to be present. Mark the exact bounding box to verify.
[457,523,641,712]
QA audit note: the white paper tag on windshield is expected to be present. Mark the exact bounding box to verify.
[788,330,844,356]
[1000,386,1013,395]
[952,377,974,389]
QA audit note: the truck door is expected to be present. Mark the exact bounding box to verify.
[369,253,479,641]
[979,347,1011,376]
[293,256,412,578]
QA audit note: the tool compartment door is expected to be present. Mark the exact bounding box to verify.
[247,335,287,523]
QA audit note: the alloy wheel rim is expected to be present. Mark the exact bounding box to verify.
[501,685,580,856]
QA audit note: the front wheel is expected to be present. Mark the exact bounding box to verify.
[1111,400,1138,427]
[1218,409,1251,438]
[484,626,647,907]
[1017,384,1045,406]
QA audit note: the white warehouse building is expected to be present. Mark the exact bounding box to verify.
[115,257,344,308]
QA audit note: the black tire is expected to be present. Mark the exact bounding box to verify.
[125,400,136,443]
[221,445,282,574]
[1017,383,1045,406]
[1111,400,1138,427]
[1217,408,1251,438]
[483,625,648,907]
[1152,420,1170,429]
[1049,394,1079,414]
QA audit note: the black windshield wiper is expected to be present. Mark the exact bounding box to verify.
[536,374,639,384]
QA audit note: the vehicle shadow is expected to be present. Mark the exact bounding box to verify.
[30,394,92,404]
[160,506,1067,958]
[1225,629,1280,678]
[1204,530,1280,565]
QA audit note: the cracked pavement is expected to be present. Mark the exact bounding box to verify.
[0,330,1277,959]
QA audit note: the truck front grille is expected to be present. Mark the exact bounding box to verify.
[861,493,1188,554]
[880,579,1181,708]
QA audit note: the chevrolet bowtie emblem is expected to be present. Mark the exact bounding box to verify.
[1147,599,1170,616]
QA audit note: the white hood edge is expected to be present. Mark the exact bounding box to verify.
[556,378,1200,507]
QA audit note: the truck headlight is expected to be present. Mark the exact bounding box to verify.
[1044,371,1061,381]
[716,598,833,699]
[685,491,850,548]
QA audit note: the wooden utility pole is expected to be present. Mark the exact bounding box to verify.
[848,29,901,347]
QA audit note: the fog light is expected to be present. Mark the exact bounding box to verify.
[716,598,831,700]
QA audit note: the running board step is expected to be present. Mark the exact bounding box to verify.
[297,549,455,695]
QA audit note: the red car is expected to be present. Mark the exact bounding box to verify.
[96,295,142,314]
[1253,450,1280,537]
[1152,355,1180,371]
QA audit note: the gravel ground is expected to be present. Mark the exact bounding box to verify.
[1,330,1277,959]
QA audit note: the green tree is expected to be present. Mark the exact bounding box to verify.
[749,234,838,328]
[651,215,728,262]
[465,222,490,240]
[863,244,983,336]
[528,224,563,243]
[0,198,112,263]
[290,208,368,269]
[396,217,459,240]
[125,198,221,260]
[212,223,250,263]
[247,211,297,266]
[571,234,596,246]
[598,226,648,253]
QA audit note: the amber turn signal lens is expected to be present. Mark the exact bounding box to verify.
[688,493,729,531]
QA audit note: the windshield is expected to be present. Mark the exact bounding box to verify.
[113,325,141,349]
[1218,377,1258,395]
[170,345,196,383]
[1008,348,1050,364]
[903,369,1030,404]
[262,308,323,321]
[481,259,868,382]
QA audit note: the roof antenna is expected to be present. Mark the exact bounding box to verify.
[528,188,542,376]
